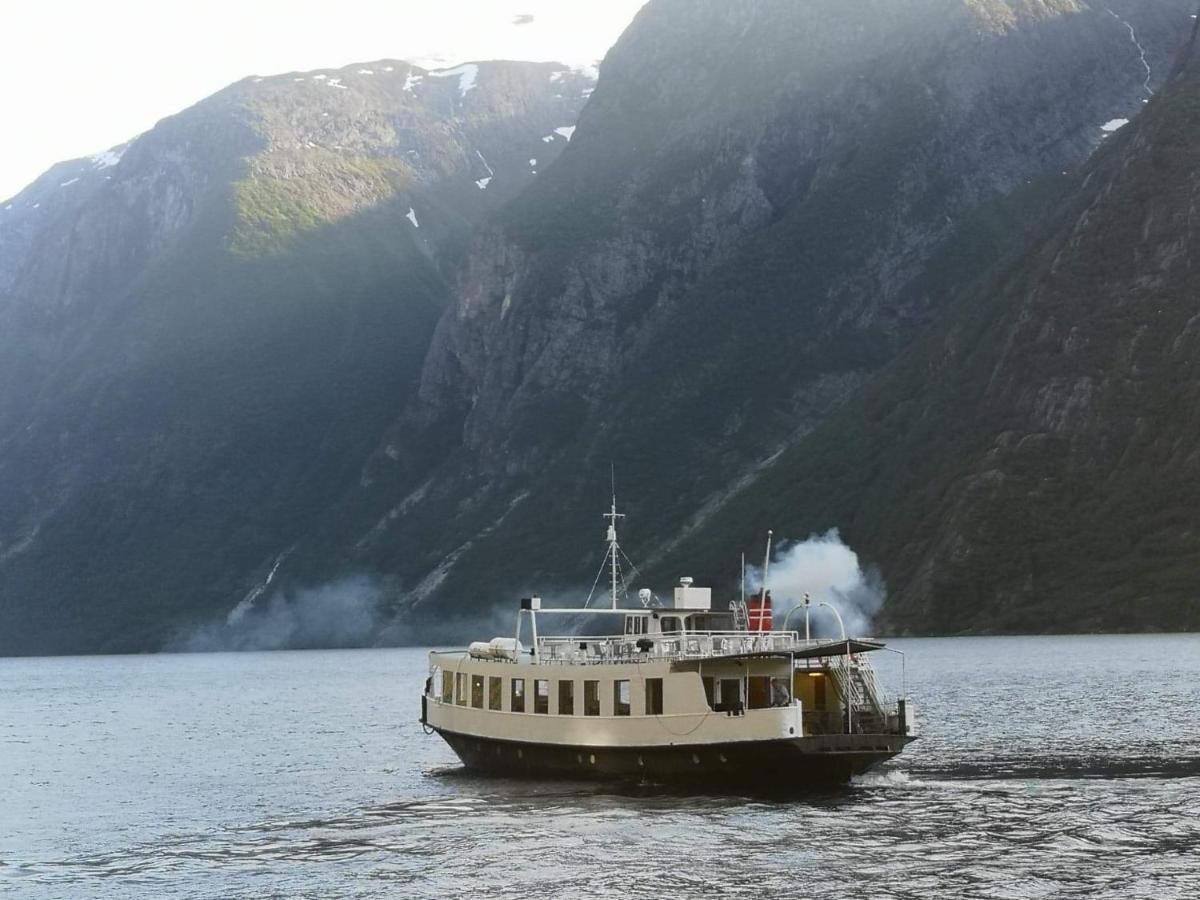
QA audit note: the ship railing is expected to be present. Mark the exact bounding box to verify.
[828,652,892,725]
[534,630,829,664]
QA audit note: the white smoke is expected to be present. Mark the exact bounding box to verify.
[746,529,885,638]
[170,576,384,652]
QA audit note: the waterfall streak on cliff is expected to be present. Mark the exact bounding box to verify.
[1108,9,1154,95]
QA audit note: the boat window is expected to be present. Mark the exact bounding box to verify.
[691,613,731,632]
[456,672,468,706]
[471,675,485,709]
[645,678,664,715]
[534,679,549,714]
[717,678,741,712]
[558,680,575,715]
[488,676,503,711]
[441,670,453,704]
[770,677,792,708]
[702,676,715,709]
[624,616,647,636]
[660,617,682,634]
[584,680,600,716]
[747,676,771,710]
[511,678,526,713]
[614,680,631,716]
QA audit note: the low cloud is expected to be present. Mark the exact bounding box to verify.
[169,576,384,652]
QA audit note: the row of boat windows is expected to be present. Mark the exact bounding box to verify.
[439,671,664,716]
[623,614,732,635]
[433,670,799,715]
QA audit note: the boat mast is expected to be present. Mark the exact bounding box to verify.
[600,468,628,609]
[604,492,625,610]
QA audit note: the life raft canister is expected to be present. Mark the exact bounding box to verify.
[747,591,773,632]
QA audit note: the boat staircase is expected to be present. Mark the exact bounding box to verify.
[831,654,890,734]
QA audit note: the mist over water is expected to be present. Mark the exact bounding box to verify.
[747,529,885,637]
[172,576,386,652]
[165,530,883,653]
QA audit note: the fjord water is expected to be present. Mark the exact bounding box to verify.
[2,636,1198,899]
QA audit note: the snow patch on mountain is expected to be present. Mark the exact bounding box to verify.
[90,147,125,169]
[429,63,479,97]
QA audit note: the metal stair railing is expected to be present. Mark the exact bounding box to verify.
[854,659,890,721]
[828,654,890,734]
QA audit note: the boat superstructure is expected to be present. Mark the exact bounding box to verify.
[421,501,916,789]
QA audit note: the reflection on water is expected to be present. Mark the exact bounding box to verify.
[2,636,1199,898]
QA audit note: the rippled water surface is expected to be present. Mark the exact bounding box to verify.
[3,635,1199,898]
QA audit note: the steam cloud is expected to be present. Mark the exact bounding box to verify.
[170,576,384,652]
[167,531,883,653]
[746,529,885,638]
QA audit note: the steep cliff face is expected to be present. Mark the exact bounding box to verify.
[313,0,1196,627]
[4,1,1197,654]
[0,60,594,655]
[662,17,1200,634]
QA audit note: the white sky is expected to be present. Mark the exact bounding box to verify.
[0,0,648,201]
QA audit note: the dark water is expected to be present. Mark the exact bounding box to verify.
[2,635,1199,899]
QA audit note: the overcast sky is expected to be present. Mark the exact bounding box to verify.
[0,0,647,201]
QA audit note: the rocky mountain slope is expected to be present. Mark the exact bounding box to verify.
[0,60,593,654]
[294,0,1198,636]
[3,0,1198,655]
[664,14,1200,635]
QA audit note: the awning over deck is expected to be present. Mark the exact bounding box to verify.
[791,638,885,659]
[670,637,888,668]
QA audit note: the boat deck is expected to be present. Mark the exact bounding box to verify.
[454,631,884,666]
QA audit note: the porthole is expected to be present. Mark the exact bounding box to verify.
[692,753,700,765]
[589,754,596,765]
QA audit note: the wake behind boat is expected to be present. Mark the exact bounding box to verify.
[421,499,916,789]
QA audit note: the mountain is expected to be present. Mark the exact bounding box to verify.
[3,0,1198,656]
[662,14,1200,635]
[289,0,1198,636]
[0,60,594,655]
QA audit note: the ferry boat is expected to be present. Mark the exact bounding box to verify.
[421,500,916,789]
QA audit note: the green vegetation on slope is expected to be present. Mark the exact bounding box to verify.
[231,155,411,257]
